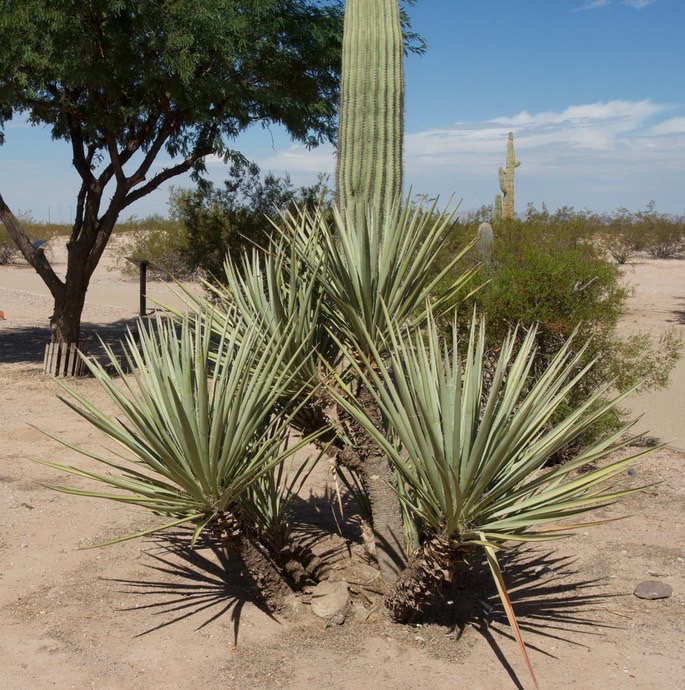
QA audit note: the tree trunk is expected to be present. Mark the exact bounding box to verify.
[1,192,112,347]
[50,276,89,344]
[209,512,299,617]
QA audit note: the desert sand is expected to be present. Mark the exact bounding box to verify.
[0,240,683,690]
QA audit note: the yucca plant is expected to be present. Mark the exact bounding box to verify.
[283,198,477,358]
[275,198,478,580]
[34,310,324,613]
[329,306,651,683]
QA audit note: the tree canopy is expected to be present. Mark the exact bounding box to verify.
[0,0,342,164]
[0,0,343,345]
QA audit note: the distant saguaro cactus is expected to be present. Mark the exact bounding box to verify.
[494,194,503,221]
[477,221,494,265]
[335,0,404,226]
[498,132,521,219]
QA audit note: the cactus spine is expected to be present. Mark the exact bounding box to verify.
[498,132,521,219]
[336,0,404,226]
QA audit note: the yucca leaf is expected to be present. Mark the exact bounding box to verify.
[483,536,539,689]
[36,310,327,544]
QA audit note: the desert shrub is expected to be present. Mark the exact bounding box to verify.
[0,210,68,264]
[440,212,683,458]
[114,214,192,279]
[0,227,19,264]
[111,163,333,283]
[170,161,334,283]
[594,203,685,262]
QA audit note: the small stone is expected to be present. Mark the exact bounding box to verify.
[627,468,637,476]
[633,580,673,600]
[534,565,556,580]
[310,580,350,620]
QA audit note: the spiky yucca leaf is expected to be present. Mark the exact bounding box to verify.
[281,197,478,357]
[242,452,319,552]
[330,308,651,549]
[34,311,322,544]
[169,233,338,403]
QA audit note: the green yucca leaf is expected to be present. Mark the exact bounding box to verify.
[35,310,325,542]
[328,304,651,548]
[172,235,338,404]
[280,197,478,357]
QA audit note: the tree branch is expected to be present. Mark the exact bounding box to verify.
[0,193,64,298]
[66,115,96,185]
[121,149,213,210]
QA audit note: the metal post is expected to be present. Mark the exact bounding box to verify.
[139,260,147,316]
[125,257,157,317]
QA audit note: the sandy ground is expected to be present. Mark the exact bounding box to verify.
[0,240,684,690]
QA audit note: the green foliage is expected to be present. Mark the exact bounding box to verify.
[36,310,322,542]
[285,198,478,359]
[169,161,333,282]
[0,227,19,265]
[114,215,191,278]
[334,309,648,549]
[441,208,684,456]
[0,0,345,343]
[0,0,344,155]
[330,306,650,641]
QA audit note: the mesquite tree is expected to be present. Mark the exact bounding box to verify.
[0,0,342,346]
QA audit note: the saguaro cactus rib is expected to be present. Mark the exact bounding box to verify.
[336,0,404,227]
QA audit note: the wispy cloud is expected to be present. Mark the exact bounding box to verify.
[576,0,610,10]
[576,0,658,9]
[249,99,684,213]
[623,0,658,7]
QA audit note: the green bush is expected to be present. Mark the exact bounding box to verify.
[0,228,19,265]
[441,209,683,459]
[113,163,333,283]
[114,214,192,279]
[593,202,685,263]
[169,161,334,283]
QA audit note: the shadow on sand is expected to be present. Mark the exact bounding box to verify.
[0,316,143,366]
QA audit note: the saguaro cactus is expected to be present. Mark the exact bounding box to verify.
[498,132,521,219]
[336,0,404,226]
[494,194,503,221]
[477,221,494,265]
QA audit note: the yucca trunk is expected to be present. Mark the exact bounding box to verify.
[339,383,408,582]
[209,512,297,615]
[383,534,464,622]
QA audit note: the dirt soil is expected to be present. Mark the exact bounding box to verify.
[0,242,683,690]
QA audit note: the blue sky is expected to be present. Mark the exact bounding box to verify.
[1,0,683,222]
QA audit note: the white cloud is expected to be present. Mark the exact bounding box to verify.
[623,0,658,7]
[246,99,684,213]
[650,117,685,135]
[576,0,610,10]
[575,0,658,9]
